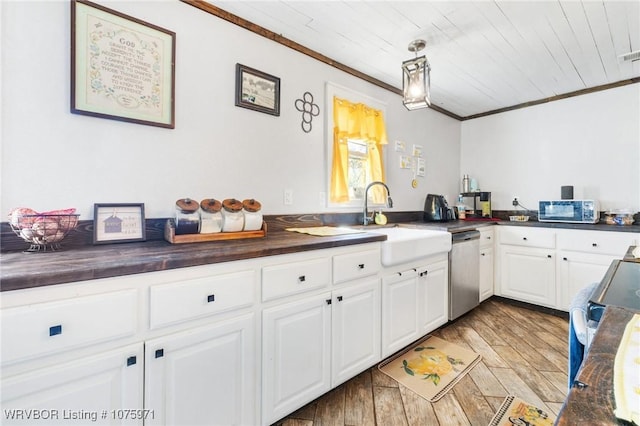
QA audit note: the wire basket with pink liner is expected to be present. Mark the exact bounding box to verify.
[8,207,79,252]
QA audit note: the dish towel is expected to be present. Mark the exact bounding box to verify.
[568,282,598,389]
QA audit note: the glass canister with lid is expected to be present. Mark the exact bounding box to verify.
[242,199,263,231]
[221,198,244,232]
[175,198,200,235]
[200,198,222,233]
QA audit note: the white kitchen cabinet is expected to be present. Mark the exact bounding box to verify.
[499,245,556,307]
[145,313,256,426]
[417,258,449,333]
[381,253,449,358]
[1,343,143,426]
[262,292,332,424]
[556,229,638,310]
[478,227,495,302]
[331,277,380,387]
[496,227,557,308]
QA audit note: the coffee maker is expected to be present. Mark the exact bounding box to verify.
[424,194,456,222]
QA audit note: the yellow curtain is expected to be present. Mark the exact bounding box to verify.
[330,96,388,203]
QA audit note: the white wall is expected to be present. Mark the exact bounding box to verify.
[461,84,640,213]
[0,1,460,220]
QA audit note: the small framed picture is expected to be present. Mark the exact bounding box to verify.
[93,203,146,244]
[235,64,280,116]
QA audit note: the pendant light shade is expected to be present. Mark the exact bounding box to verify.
[402,40,431,110]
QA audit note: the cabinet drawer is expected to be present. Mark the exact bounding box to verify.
[333,249,380,284]
[498,226,555,249]
[478,227,495,248]
[557,230,637,256]
[150,270,255,329]
[262,257,330,302]
[1,289,137,365]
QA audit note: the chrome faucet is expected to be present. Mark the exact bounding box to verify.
[363,181,393,225]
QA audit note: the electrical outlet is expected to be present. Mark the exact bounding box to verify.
[512,197,519,206]
[284,189,293,205]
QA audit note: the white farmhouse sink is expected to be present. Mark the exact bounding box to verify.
[366,227,452,267]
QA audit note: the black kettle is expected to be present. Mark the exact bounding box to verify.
[424,194,455,222]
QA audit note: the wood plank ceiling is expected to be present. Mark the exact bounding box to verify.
[199,0,640,119]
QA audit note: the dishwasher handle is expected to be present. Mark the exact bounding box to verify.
[451,230,480,242]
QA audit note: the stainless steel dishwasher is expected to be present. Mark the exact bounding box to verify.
[449,229,480,320]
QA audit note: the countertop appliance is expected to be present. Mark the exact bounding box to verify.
[449,229,480,320]
[424,194,455,222]
[538,199,600,224]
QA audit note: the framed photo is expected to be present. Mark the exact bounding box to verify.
[71,0,176,128]
[93,203,146,244]
[235,64,281,116]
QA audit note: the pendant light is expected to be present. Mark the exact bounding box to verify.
[402,39,431,110]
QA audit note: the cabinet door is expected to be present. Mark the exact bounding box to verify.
[417,260,448,334]
[1,343,143,426]
[262,293,331,425]
[499,245,556,307]
[145,313,256,426]
[331,278,380,387]
[381,269,419,358]
[479,247,494,302]
[557,251,616,311]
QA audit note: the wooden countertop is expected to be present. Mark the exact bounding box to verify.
[556,306,636,425]
[0,229,385,292]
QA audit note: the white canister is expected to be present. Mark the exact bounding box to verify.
[242,199,263,231]
[221,198,244,232]
[199,199,222,234]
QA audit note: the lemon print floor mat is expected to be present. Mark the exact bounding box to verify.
[378,335,482,402]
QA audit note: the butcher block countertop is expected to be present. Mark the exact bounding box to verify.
[556,306,637,425]
[0,228,385,292]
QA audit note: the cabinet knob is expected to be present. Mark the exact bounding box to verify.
[357,263,365,269]
[298,275,306,283]
[563,257,568,261]
[49,325,62,336]
[337,296,343,302]
[523,237,528,241]
[481,253,486,256]
[487,236,491,240]
[155,349,164,358]
[207,294,215,303]
[547,254,552,258]
[326,299,332,305]
[592,243,598,247]
[419,270,428,277]
[127,356,137,366]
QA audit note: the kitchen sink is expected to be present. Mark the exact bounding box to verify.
[362,226,452,267]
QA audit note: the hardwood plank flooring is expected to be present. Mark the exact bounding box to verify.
[274,299,569,426]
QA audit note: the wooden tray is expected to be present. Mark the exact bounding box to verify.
[164,219,267,244]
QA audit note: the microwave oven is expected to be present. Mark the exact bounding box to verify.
[538,200,600,223]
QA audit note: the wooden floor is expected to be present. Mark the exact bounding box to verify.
[274,298,570,426]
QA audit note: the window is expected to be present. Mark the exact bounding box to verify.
[325,83,388,208]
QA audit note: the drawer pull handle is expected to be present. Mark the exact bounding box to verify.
[523,237,528,241]
[326,299,332,305]
[337,296,343,302]
[207,294,215,303]
[487,236,491,240]
[155,349,164,359]
[547,255,552,258]
[592,243,598,247]
[298,275,306,283]
[481,253,486,256]
[419,270,428,277]
[563,257,568,261]
[127,356,137,366]
[49,325,62,336]
[358,263,365,269]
